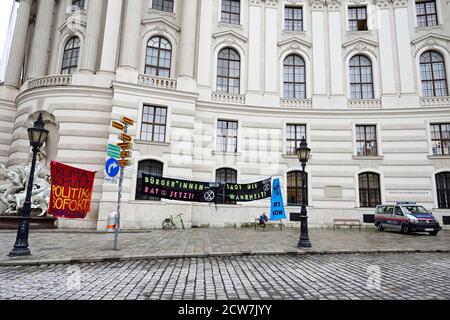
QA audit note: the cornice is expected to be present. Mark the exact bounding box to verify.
[411,33,450,56]
[212,30,248,43]
[141,17,181,32]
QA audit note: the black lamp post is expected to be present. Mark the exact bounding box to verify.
[296,137,312,248]
[9,113,48,257]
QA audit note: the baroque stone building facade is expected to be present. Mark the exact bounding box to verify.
[0,0,449,230]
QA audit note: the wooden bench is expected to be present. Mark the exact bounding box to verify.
[254,218,284,230]
[333,218,362,230]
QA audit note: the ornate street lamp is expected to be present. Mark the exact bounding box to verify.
[9,113,48,257]
[295,137,312,248]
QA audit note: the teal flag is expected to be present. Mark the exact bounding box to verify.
[270,178,286,221]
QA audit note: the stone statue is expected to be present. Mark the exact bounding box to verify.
[0,164,51,216]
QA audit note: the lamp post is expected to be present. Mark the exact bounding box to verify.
[9,113,48,257]
[296,137,312,248]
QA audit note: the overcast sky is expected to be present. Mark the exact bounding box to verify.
[0,0,15,80]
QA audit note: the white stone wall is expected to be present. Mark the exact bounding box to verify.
[0,0,449,229]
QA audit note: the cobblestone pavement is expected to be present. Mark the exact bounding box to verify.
[0,253,449,300]
[0,228,449,265]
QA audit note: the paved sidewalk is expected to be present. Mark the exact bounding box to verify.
[0,228,449,266]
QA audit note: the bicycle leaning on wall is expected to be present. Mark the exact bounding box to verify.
[162,213,185,230]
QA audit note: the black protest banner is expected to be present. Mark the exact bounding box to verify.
[225,178,272,202]
[141,174,219,203]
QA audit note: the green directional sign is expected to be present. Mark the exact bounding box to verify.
[107,144,121,159]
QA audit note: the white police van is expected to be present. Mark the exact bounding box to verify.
[374,202,442,235]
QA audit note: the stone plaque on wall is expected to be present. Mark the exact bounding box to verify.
[324,186,343,199]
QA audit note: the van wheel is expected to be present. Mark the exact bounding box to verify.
[429,231,438,236]
[376,222,384,231]
[401,224,410,234]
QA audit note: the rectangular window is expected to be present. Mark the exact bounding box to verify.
[416,0,438,27]
[217,120,238,153]
[140,105,167,143]
[286,124,306,155]
[431,123,450,156]
[221,0,240,25]
[285,6,303,31]
[348,6,368,31]
[152,0,174,13]
[356,125,378,156]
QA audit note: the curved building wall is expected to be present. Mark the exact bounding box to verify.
[0,0,449,229]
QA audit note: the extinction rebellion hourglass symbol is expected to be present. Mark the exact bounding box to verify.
[204,190,215,202]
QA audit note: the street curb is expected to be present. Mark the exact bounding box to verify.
[1,248,449,267]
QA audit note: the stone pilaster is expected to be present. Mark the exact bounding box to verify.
[178,0,199,79]
[327,0,344,96]
[197,0,213,88]
[119,0,142,70]
[248,0,262,93]
[4,0,32,88]
[393,0,415,94]
[310,0,327,97]
[99,0,124,73]
[374,0,396,95]
[26,0,55,80]
[264,0,278,94]
[79,0,104,73]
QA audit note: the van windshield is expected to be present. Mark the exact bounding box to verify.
[402,206,429,214]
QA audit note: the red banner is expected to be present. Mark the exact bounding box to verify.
[48,161,96,219]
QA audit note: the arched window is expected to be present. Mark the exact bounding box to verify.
[152,0,174,13]
[436,172,450,209]
[420,50,448,97]
[216,168,237,204]
[61,37,80,75]
[145,36,172,78]
[71,0,85,10]
[358,172,381,208]
[287,171,308,206]
[349,55,374,99]
[283,54,306,99]
[135,160,164,200]
[217,48,240,94]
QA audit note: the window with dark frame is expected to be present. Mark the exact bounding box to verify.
[283,55,306,99]
[285,6,303,31]
[145,36,172,78]
[420,50,448,97]
[135,160,164,201]
[431,123,450,156]
[348,6,368,31]
[349,55,374,99]
[286,124,306,155]
[71,0,85,10]
[216,168,238,205]
[152,0,174,13]
[416,0,438,27]
[217,48,240,94]
[436,172,450,209]
[356,125,378,156]
[140,105,167,143]
[358,172,381,208]
[217,120,238,153]
[61,37,80,75]
[221,0,240,25]
[287,171,308,206]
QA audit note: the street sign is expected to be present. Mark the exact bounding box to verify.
[119,133,132,142]
[118,159,130,167]
[112,121,125,131]
[105,158,120,177]
[121,116,135,126]
[117,142,132,150]
[107,144,121,159]
[120,151,131,158]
